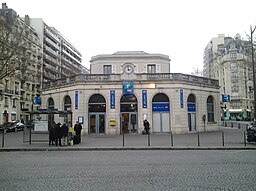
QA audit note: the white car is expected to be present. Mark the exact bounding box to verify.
[13,122,25,131]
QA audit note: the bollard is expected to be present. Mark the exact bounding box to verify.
[231,122,233,128]
[197,131,200,146]
[244,131,247,147]
[225,122,227,127]
[170,131,173,147]
[222,131,225,146]
[148,132,150,146]
[2,128,4,148]
[238,123,241,129]
[122,130,125,147]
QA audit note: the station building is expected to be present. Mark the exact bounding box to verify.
[41,51,220,135]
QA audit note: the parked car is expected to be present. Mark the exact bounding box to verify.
[0,122,17,132]
[13,121,25,131]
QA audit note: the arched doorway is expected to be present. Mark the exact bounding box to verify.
[187,94,196,132]
[88,94,106,134]
[152,93,170,133]
[48,97,54,130]
[120,94,138,133]
[64,95,72,128]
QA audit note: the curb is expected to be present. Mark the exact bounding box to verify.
[1,146,256,152]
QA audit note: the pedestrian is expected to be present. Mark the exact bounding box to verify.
[55,122,62,146]
[49,121,56,146]
[74,121,82,143]
[61,122,69,146]
[143,119,150,134]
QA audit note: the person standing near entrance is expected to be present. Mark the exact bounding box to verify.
[143,119,150,134]
[74,121,82,143]
[61,122,69,146]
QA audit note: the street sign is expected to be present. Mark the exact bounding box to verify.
[222,95,230,102]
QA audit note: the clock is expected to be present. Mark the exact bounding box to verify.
[124,65,133,74]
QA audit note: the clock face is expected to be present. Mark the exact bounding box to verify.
[124,65,133,74]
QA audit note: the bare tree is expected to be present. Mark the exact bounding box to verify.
[0,15,30,81]
[191,67,203,76]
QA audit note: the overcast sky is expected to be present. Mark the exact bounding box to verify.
[3,0,256,74]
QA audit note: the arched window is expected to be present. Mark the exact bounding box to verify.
[207,96,214,122]
[48,97,54,109]
[152,93,169,102]
[64,96,71,111]
[89,94,106,112]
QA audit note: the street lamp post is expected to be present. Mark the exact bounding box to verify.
[250,25,256,121]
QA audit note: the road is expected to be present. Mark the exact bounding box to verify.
[0,150,256,190]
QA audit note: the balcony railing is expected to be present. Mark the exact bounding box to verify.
[43,73,219,90]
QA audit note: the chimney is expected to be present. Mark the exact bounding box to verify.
[2,3,8,9]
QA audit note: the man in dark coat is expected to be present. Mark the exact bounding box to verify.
[143,119,150,134]
[49,121,55,146]
[54,123,62,146]
[74,121,82,143]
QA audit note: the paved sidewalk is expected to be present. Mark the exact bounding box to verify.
[0,126,255,151]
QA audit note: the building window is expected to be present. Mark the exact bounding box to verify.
[11,113,16,121]
[230,53,237,59]
[230,63,237,70]
[4,97,8,107]
[207,96,214,122]
[231,82,239,91]
[231,72,237,80]
[12,99,16,108]
[103,65,112,74]
[147,64,156,73]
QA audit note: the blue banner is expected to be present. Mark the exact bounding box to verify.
[110,90,115,109]
[152,103,170,112]
[187,103,196,112]
[142,90,147,108]
[122,81,134,94]
[75,90,78,109]
[180,89,184,108]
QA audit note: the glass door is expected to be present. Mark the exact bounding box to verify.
[130,113,137,133]
[98,114,105,134]
[89,114,96,134]
[89,114,105,134]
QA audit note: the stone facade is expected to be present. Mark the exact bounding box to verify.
[42,52,220,135]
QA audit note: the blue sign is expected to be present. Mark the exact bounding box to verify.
[122,81,134,95]
[142,90,147,108]
[187,103,196,112]
[32,96,41,105]
[110,90,115,109]
[152,103,170,112]
[75,90,78,109]
[222,94,230,102]
[180,89,184,108]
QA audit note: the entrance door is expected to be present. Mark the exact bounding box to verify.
[89,114,105,134]
[153,112,170,133]
[188,113,196,131]
[121,113,137,133]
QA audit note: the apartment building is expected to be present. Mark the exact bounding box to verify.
[0,3,89,124]
[203,34,253,120]
[0,3,42,124]
[26,18,89,83]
